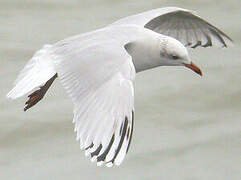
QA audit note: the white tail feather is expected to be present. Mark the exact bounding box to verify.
[7,45,56,99]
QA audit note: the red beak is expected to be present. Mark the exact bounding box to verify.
[183,62,202,76]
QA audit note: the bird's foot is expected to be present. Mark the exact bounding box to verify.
[24,73,57,111]
[24,88,45,111]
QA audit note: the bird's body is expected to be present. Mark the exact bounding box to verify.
[53,24,161,73]
[7,7,232,167]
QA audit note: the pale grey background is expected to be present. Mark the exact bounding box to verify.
[0,0,240,180]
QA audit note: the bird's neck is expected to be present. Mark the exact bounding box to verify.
[125,33,162,73]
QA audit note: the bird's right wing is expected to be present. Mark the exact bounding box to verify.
[51,39,136,167]
[112,7,232,48]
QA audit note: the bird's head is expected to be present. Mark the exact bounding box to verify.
[159,36,202,76]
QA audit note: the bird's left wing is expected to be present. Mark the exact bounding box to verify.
[112,7,232,48]
[51,39,135,167]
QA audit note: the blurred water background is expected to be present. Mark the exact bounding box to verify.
[0,0,240,179]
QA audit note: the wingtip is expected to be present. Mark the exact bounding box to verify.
[219,36,234,48]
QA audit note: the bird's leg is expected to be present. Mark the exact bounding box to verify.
[24,73,58,111]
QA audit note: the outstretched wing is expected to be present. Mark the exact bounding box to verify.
[52,38,136,167]
[112,7,232,48]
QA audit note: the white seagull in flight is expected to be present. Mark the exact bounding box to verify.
[7,7,232,167]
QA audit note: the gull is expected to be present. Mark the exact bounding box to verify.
[7,7,232,167]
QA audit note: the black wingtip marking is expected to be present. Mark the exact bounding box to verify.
[108,117,128,164]
[211,28,227,47]
[85,143,94,150]
[119,121,124,136]
[127,127,130,140]
[96,112,135,164]
[191,40,202,48]
[97,134,115,162]
[90,144,102,158]
[126,111,134,153]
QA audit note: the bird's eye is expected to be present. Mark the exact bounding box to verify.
[172,55,179,60]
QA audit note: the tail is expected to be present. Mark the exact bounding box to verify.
[7,45,56,99]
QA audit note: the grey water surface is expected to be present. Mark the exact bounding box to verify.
[0,0,240,179]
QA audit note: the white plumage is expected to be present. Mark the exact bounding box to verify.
[7,7,231,167]
[113,7,232,48]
